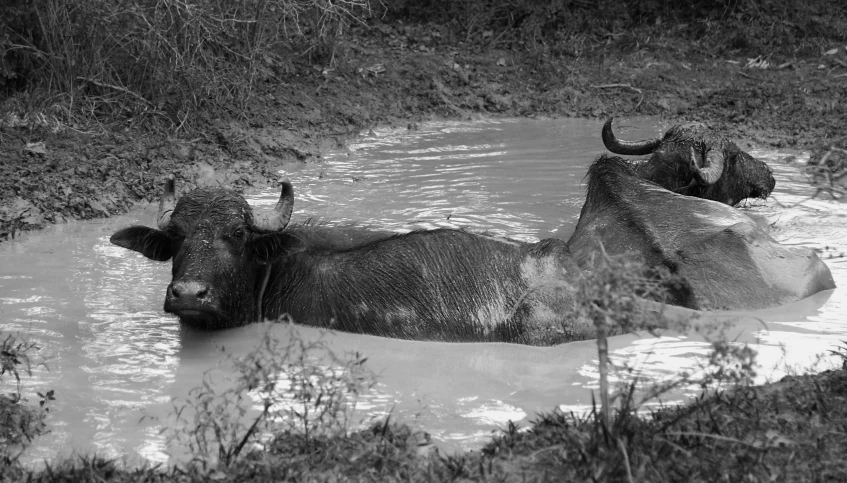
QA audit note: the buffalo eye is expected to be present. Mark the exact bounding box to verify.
[225,227,249,247]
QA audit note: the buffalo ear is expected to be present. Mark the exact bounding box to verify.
[110,226,174,261]
[247,232,306,265]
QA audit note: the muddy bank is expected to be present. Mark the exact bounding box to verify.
[2,15,846,239]
[0,125,341,240]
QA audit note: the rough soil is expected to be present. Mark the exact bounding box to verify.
[2,17,846,240]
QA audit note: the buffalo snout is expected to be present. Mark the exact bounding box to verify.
[164,280,221,324]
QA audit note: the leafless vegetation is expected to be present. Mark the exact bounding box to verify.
[806,140,847,200]
[0,333,53,465]
[0,0,377,131]
[164,324,375,467]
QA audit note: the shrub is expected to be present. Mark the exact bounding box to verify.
[0,332,54,466]
[0,0,377,130]
[574,243,757,429]
[165,322,375,467]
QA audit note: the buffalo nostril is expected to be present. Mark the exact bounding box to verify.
[171,281,210,300]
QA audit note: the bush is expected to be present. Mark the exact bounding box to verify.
[804,138,847,200]
[574,243,757,430]
[0,0,377,130]
[0,333,53,466]
[165,323,375,467]
[383,0,847,54]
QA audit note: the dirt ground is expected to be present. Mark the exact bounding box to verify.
[1,14,846,240]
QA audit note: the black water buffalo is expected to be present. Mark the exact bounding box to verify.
[602,118,775,205]
[109,178,590,345]
[567,155,835,311]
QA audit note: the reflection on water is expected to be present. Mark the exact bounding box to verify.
[246,118,626,240]
[0,118,845,465]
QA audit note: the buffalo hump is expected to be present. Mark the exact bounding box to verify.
[567,156,835,311]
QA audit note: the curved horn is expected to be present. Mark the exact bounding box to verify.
[602,117,663,155]
[252,180,294,232]
[690,147,725,185]
[156,175,176,230]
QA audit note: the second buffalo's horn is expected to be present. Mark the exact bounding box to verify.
[691,147,725,185]
[602,117,663,156]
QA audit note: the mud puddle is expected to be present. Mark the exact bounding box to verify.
[1,118,845,465]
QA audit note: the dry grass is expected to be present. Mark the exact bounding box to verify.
[806,138,847,200]
[0,333,53,466]
[572,243,759,433]
[1,0,377,132]
[162,325,375,468]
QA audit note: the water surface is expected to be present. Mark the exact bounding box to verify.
[1,118,845,464]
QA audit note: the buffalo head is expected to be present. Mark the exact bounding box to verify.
[110,177,303,328]
[602,118,775,205]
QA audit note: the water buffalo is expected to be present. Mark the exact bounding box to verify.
[602,118,776,205]
[109,178,590,345]
[567,155,835,311]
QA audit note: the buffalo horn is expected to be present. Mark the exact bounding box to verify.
[690,147,725,185]
[253,180,294,232]
[156,175,176,230]
[601,118,663,155]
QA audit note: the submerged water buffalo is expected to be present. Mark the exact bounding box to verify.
[110,178,589,344]
[111,165,834,342]
[602,118,776,205]
[567,155,835,311]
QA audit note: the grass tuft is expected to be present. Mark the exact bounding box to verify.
[806,138,847,200]
[163,324,375,468]
[0,332,53,466]
[0,0,378,132]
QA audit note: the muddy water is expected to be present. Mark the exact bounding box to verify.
[1,118,845,465]
[249,118,602,240]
